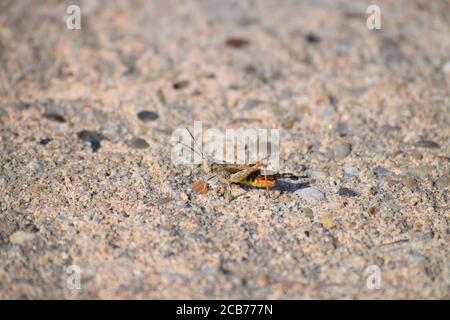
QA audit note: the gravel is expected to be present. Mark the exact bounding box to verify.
[295,187,325,202]
[333,142,352,159]
[0,0,448,300]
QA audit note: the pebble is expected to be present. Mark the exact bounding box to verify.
[321,106,335,119]
[303,208,314,219]
[305,32,321,44]
[77,130,105,152]
[180,192,189,201]
[321,216,336,229]
[410,150,423,160]
[343,163,358,175]
[191,180,208,195]
[225,37,250,48]
[379,124,401,134]
[435,176,450,188]
[368,206,379,214]
[137,110,159,122]
[335,122,348,137]
[337,187,358,197]
[408,250,425,262]
[373,166,390,177]
[414,140,440,149]
[0,106,6,117]
[129,137,149,149]
[39,138,52,145]
[409,165,434,175]
[309,170,328,180]
[402,177,417,188]
[27,160,44,172]
[295,187,325,202]
[9,231,35,245]
[42,112,66,123]
[442,61,450,73]
[13,101,31,111]
[173,80,190,90]
[333,142,352,159]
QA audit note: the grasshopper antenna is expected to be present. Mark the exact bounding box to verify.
[185,127,205,159]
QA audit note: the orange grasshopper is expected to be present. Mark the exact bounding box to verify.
[181,128,278,201]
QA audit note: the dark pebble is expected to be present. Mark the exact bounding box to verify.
[129,137,149,149]
[172,80,189,90]
[335,122,348,137]
[77,130,105,152]
[39,138,52,145]
[414,140,440,149]
[42,112,66,123]
[305,32,321,44]
[225,37,250,48]
[337,187,358,197]
[137,110,159,122]
[379,124,401,134]
[13,101,31,111]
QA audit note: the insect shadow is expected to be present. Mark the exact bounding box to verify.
[236,173,310,194]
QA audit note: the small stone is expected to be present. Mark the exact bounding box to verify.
[191,180,209,195]
[77,130,105,152]
[295,187,325,202]
[225,37,250,48]
[337,187,358,197]
[305,32,321,44]
[258,274,270,286]
[409,165,435,175]
[39,138,52,145]
[442,61,450,73]
[242,99,263,111]
[309,170,328,180]
[27,160,44,172]
[137,110,159,122]
[321,216,336,229]
[321,106,335,119]
[129,137,149,149]
[172,80,190,90]
[180,192,189,201]
[157,89,166,105]
[335,121,348,137]
[414,140,440,149]
[373,166,390,177]
[368,206,379,215]
[379,124,401,134]
[0,107,6,117]
[408,250,425,262]
[333,142,352,159]
[343,163,358,176]
[42,112,66,123]
[13,101,31,111]
[9,231,35,245]
[402,177,417,188]
[303,208,314,219]
[410,150,423,160]
[435,176,450,188]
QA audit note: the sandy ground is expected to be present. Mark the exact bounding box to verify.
[0,0,449,299]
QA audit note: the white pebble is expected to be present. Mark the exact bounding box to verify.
[295,187,325,203]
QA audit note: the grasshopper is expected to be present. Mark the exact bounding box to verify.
[181,128,278,201]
